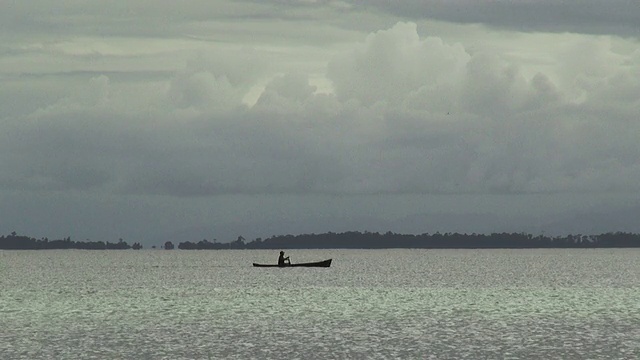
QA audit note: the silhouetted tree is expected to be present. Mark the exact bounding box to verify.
[3,231,640,250]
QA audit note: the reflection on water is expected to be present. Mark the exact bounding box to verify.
[1,249,639,359]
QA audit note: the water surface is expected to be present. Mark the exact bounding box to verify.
[1,249,638,359]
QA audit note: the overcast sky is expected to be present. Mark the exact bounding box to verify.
[2,1,640,244]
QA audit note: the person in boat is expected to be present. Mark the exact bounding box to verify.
[278,251,291,267]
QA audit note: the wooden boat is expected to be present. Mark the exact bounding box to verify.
[252,259,332,268]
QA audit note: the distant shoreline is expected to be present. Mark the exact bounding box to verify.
[2,231,639,250]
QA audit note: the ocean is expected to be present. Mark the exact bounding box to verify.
[1,249,638,359]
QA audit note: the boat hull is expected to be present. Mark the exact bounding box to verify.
[252,259,332,268]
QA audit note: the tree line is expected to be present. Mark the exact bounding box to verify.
[0,232,142,250]
[2,231,640,250]
[177,231,640,249]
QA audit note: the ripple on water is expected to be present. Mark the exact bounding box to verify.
[1,249,639,359]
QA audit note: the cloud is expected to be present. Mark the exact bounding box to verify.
[1,21,640,202]
[328,22,469,107]
[167,71,237,110]
[355,0,640,37]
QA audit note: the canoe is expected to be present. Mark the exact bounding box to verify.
[252,259,332,268]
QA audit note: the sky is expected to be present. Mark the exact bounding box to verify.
[1,1,640,245]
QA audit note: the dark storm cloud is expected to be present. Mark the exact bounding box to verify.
[2,1,637,42]
[357,0,640,37]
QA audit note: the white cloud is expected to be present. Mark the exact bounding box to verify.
[328,22,470,107]
[3,21,640,199]
[167,71,237,110]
